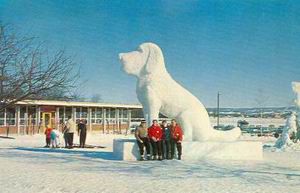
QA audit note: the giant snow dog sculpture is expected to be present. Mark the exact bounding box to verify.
[119,42,241,141]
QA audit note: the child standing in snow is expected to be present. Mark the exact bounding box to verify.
[50,128,60,148]
[44,126,52,148]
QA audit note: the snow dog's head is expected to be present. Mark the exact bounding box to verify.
[119,42,165,77]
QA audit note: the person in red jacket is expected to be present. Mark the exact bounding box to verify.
[44,126,52,148]
[170,119,183,160]
[148,120,163,160]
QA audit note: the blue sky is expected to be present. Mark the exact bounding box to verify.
[0,0,300,107]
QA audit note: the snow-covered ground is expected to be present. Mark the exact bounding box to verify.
[0,133,300,193]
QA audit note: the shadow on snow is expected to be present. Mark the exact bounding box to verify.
[0,147,300,186]
[13,147,118,160]
[0,136,15,139]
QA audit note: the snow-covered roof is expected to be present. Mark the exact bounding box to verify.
[16,100,143,109]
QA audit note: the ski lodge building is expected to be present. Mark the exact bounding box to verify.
[0,100,143,135]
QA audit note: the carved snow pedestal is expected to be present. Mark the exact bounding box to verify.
[113,138,263,161]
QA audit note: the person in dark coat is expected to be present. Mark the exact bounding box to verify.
[161,120,171,159]
[62,123,69,148]
[77,119,87,148]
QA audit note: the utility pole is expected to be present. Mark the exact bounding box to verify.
[217,92,221,128]
[260,109,263,137]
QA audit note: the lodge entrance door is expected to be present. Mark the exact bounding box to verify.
[42,112,53,130]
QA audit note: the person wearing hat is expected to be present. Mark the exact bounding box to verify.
[135,121,151,161]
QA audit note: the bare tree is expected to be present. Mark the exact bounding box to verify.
[0,23,78,110]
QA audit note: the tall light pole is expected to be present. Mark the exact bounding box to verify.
[260,108,263,137]
[217,92,221,128]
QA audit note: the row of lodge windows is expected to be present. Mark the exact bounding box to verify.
[0,108,17,126]
[59,107,129,124]
[0,106,130,126]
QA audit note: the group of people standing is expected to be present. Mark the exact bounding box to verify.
[44,116,183,160]
[63,116,88,148]
[44,116,87,148]
[135,119,183,161]
[44,127,60,148]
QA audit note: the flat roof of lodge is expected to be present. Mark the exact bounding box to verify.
[16,100,143,109]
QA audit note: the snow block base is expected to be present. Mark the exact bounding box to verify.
[113,138,263,161]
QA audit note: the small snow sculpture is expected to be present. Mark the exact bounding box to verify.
[119,42,241,141]
[274,112,297,148]
[275,82,300,148]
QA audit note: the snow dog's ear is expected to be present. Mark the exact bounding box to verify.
[141,42,165,74]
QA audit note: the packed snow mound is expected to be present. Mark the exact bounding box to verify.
[114,138,263,161]
[269,142,300,152]
[119,42,241,142]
